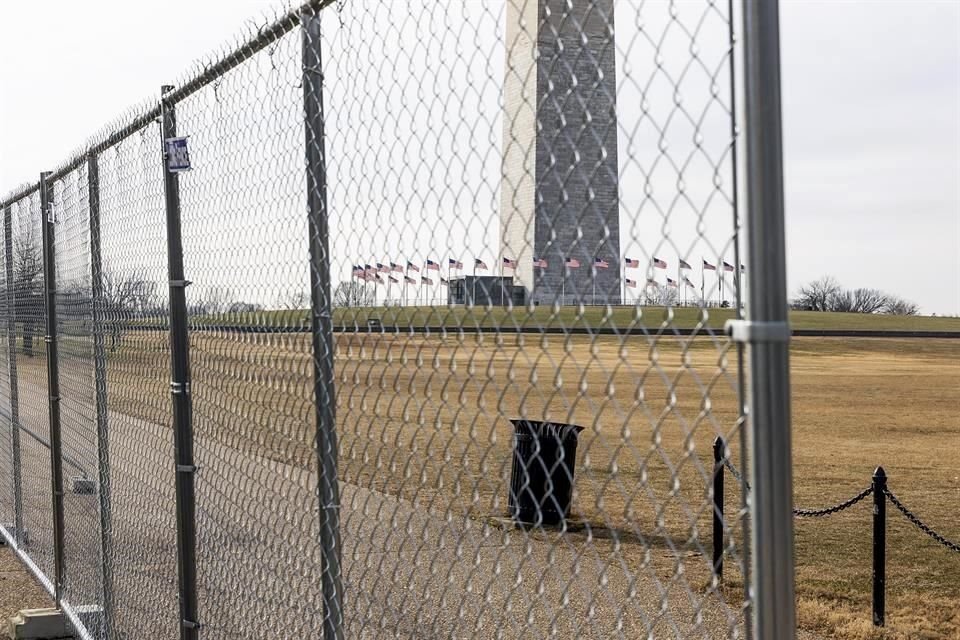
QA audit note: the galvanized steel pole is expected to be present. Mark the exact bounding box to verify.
[87,153,116,637]
[302,9,344,639]
[160,85,200,640]
[3,204,23,545]
[740,1,796,637]
[40,172,67,602]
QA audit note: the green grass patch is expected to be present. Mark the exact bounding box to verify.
[190,305,960,333]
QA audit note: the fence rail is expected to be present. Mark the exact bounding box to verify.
[0,1,801,638]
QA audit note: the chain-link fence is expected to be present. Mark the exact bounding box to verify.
[0,1,796,638]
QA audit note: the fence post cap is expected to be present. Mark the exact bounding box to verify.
[713,436,724,457]
[873,466,886,479]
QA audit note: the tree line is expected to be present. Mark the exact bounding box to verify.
[792,276,918,316]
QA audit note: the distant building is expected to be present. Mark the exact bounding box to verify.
[448,276,523,307]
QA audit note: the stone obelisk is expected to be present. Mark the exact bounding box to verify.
[500,0,621,305]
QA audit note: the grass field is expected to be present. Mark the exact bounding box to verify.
[9,309,960,638]
[198,305,960,333]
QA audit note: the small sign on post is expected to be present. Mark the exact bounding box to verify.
[165,137,192,172]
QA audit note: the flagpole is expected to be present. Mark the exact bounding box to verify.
[500,260,505,307]
[701,259,705,306]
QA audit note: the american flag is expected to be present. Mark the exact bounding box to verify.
[376,263,390,273]
[652,257,667,269]
[703,259,717,271]
[388,276,399,283]
[565,257,580,268]
[364,264,377,277]
[421,276,433,285]
[723,261,736,272]
[594,258,609,268]
[533,257,548,268]
[374,274,385,284]
[352,265,364,278]
[426,259,441,271]
[624,257,640,268]
[625,278,637,288]
[679,258,692,270]
[666,277,677,287]
[474,258,488,270]
[502,257,517,269]
[449,259,463,269]
[683,276,695,287]
[406,261,420,272]
[404,275,417,284]
[647,277,658,286]
[440,277,449,285]
[390,262,403,272]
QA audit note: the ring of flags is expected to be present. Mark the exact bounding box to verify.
[351,257,746,294]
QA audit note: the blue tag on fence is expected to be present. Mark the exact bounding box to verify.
[165,137,192,172]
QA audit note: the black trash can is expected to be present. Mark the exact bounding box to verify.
[508,420,584,526]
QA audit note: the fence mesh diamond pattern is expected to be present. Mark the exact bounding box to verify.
[0,1,751,638]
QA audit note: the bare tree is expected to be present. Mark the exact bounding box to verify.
[795,276,919,316]
[227,301,263,314]
[795,276,841,312]
[102,270,158,351]
[642,284,678,307]
[334,281,375,308]
[882,296,919,316]
[190,285,234,316]
[830,288,889,314]
[278,289,310,311]
[849,288,889,314]
[13,228,43,356]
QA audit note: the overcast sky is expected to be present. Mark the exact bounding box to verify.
[1,0,957,315]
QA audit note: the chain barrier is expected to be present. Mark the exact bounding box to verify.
[722,457,874,518]
[884,488,960,553]
[723,457,748,490]
[793,486,873,518]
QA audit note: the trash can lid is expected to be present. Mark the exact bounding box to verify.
[510,419,584,438]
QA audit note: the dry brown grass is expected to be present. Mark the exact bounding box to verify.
[12,331,958,637]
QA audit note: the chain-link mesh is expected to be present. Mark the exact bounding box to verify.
[94,120,179,639]
[0,1,750,638]
[8,192,56,583]
[0,203,13,533]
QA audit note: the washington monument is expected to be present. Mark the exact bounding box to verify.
[500,0,621,305]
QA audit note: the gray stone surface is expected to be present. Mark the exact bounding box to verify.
[501,0,621,305]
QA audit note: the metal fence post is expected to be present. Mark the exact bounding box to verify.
[738,1,796,637]
[40,171,67,602]
[302,9,344,640]
[87,153,116,637]
[872,467,886,627]
[725,0,752,628]
[3,204,23,545]
[160,85,200,640]
[712,436,724,581]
